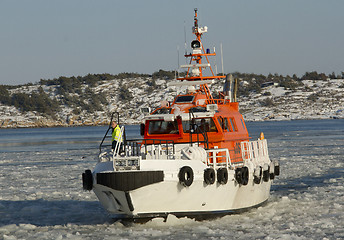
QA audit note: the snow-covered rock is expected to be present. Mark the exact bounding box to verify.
[0,78,343,128]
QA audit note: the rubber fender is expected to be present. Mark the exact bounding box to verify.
[241,166,249,186]
[263,164,270,182]
[253,166,262,184]
[82,169,93,191]
[274,161,280,176]
[269,162,275,180]
[235,168,243,185]
[204,168,216,185]
[217,168,228,185]
[179,166,194,187]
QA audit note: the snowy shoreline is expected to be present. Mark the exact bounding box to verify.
[0,116,343,130]
[1,78,343,129]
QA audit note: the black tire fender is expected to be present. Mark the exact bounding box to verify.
[235,167,243,184]
[82,169,93,191]
[274,162,280,176]
[217,168,228,185]
[242,166,249,186]
[204,168,216,185]
[253,166,262,184]
[179,166,194,187]
[263,165,270,182]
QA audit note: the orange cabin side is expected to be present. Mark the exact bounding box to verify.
[143,92,250,164]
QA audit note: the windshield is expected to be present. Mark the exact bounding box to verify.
[175,95,194,103]
[152,108,171,115]
[148,120,179,134]
[182,118,217,133]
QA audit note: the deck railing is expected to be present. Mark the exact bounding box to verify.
[241,139,270,165]
[205,148,231,169]
[141,139,175,160]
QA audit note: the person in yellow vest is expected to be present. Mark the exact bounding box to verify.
[111,121,122,151]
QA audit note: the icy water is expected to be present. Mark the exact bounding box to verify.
[0,120,343,240]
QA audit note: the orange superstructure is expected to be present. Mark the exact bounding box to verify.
[143,9,249,164]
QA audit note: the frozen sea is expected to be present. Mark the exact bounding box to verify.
[0,119,343,240]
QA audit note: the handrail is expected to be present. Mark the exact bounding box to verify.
[241,139,270,165]
[205,148,231,169]
[205,99,231,105]
[188,109,210,149]
[142,139,175,158]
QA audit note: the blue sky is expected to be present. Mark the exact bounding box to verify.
[1,0,343,85]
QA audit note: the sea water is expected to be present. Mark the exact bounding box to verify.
[0,119,343,239]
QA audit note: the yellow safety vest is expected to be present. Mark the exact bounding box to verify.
[112,125,122,142]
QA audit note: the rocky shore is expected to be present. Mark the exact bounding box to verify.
[1,78,343,128]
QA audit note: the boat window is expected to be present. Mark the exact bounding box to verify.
[224,118,229,132]
[189,106,207,112]
[182,118,217,133]
[217,117,223,130]
[175,95,194,103]
[241,118,246,130]
[217,117,229,132]
[229,118,237,132]
[152,108,171,115]
[148,120,179,134]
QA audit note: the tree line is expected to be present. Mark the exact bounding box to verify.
[0,70,343,117]
[233,71,344,97]
[0,86,60,117]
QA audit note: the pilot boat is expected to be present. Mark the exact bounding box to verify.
[82,9,279,221]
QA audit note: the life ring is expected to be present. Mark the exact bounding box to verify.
[204,168,216,185]
[82,169,93,191]
[242,166,249,185]
[253,166,262,184]
[179,166,194,187]
[217,168,228,184]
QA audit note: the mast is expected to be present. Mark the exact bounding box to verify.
[177,9,226,101]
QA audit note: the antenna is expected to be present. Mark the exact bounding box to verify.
[220,43,224,75]
[184,21,187,56]
[177,45,180,78]
[214,46,218,75]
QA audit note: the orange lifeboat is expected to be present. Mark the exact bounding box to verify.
[83,8,279,222]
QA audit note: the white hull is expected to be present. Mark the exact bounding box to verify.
[91,158,272,220]
[81,139,278,221]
